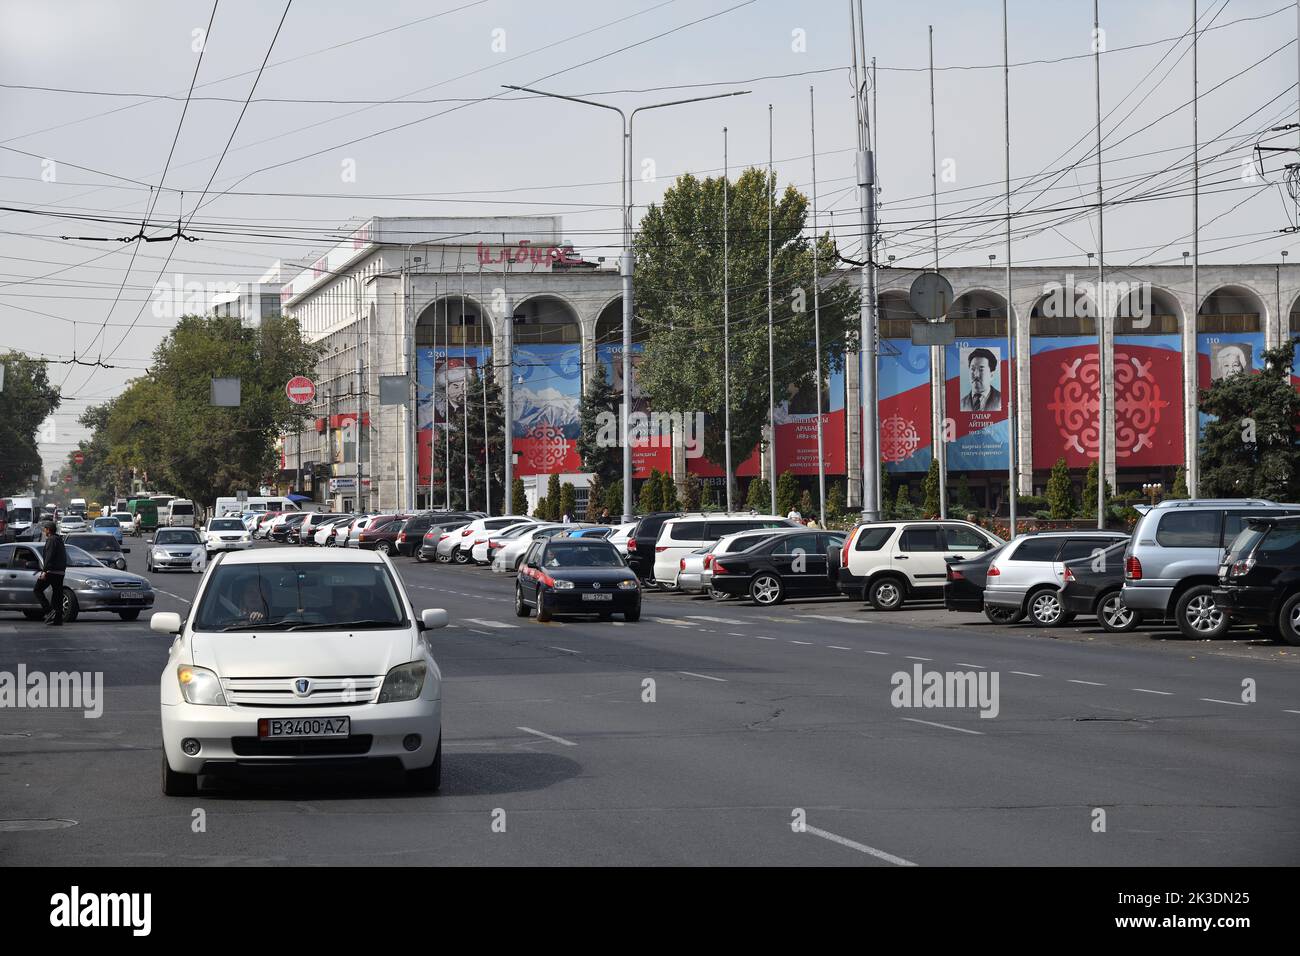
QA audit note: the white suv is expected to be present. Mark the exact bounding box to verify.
[652,513,800,589]
[982,530,1130,626]
[154,548,448,795]
[839,520,1003,610]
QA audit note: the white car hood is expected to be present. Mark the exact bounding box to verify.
[190,629,415,678]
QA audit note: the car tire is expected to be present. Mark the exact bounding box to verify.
[22,610,43,620]
[624,604,641,622]
[1096,590,1141,633]
[452,548,469,565]
[62,588,79,623]
[749,573,785,606]
[983,604,1025,625]
[1026,587,1067,627]
[1277,593,1300,646]
[536,597,553,623]
[867,576,906,611]
[377,542,393,555]
[1175,585,1229,640]
[118,610,140,621]
[708,586,731,601]
[514,586,531,617]
[406,736,442,792]
[416,551,429,563]
[161,753,197,797]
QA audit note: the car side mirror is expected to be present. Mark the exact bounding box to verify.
[419,608,449,632]
[151,611,182,635]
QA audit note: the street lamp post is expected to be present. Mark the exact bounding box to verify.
[503,84,749,523]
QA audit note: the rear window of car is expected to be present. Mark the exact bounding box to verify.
[854,526,895,551]
[668,521,707,541]
[1007,537,1064,562]
[1058,537,1124,562]
[1257,525,1300,562]
[1156,510,1222,548]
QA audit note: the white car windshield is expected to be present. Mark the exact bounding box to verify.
[192,562,407,631]
[155,529,201,545]
[209,519,244,531]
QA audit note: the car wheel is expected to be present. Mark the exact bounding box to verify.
[536,597,553,623]
[708,586,731,601]
[624,604,641,622]
[405,736,442,792]
[416,551,429,563]
[867,576,905,611]
[452,547,469,565]
[749,573,785,606]
[145,556,152,572]
[377,541,393,555]
[1097,591,1141,633]
[1277,593,1300,646]
[1175,585,1229,640]
[1027,587,1066,627]
[22,610,43,620]
[62,588,79,623]
[161,753,197,796]
[118,610,141,621]
[514,586,531,617]
[983,604,1025,625]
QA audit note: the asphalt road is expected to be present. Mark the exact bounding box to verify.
[2,539,1298,866]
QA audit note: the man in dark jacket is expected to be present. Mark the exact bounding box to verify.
[35,521,68,625]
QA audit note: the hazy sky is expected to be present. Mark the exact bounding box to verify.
[0,0,1294,471]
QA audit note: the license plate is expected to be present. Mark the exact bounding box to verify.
[118,592,141,600]
[582,593,614,601]
[259,716,350,739]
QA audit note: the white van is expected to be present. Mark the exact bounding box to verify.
[213,496,300,517]
[652,513,800,589]
[167,498,197,528]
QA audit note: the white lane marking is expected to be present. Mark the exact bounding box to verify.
[466,628,491,636]
[652,617,692,627]
[828,645,851,650]
[900,717,985,736]
[1010,671,1041,677]
[518,726,577,747]
[463,618,519,629]
[548,646,579,654]
[1067,680,1105,686]
[790,640,813,645]
[754,635,776,640]
[953,662,985,669]
[679,671,727,682]
[686,615,746,625]
[728,632,745,636]
[153,588,190,604]
[0,626,15,634]
[1200,698,1247,706]
[1133,688,1173,696]
[803,824,917,867]
[1285,709,1300,715]
[802,615,867,625]
[904,656,932,662]
[866,650,890,655]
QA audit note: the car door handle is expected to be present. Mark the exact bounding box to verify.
[895,555,909,560]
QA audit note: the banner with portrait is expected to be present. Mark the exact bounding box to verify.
[945,339,1010,471]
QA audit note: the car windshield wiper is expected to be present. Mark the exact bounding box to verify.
[220,618,302,632]
[288,619,403,631]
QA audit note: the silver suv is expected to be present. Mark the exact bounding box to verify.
[1122,499,1300,639]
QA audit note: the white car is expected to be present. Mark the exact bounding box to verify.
[147,527,207,573]
[839,520,1004,610]
[154,548,447,795]
[470,521,535,564]
[652,513,800,589]
[113,511,135,533]
[982,530,1130,626]
[491,523,571,572]
[57,515,88,535]
[202,516,252,554]
[605,522,636,555]
[677,528,790,598]
[439,516,536,564]
[317,515,359,547]
[343,514,383,549]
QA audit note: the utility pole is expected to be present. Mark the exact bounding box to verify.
[481,266,491,516]
[810,86,826,526]
[723,126,734,512]
[503,261,514,514]
[928,24,947,519]
[1190,0,1200,498]
[461,267,470,511]
[1094,0,1107,529]
[1003,0,1018,539]
[850,0,879,521]
[767,103,777,514]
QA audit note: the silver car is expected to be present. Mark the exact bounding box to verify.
[0,541,155,621]
[1121,498,1300,639]
[147,528,206,573]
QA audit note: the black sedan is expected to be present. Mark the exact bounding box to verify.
[1060,539,1142,633]
[944,543,1018,623]
[514,537,641,622]
[709,530,846,606]
[1213,515,1300,645]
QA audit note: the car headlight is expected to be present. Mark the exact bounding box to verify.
[378,661,427,703]
[87,578,110,589]
[177,665,226,706]
[553,579,575,590]
[618,579,639,590]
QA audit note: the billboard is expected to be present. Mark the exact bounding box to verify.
[511,343,583,475]
[945,338,1010,471]
[417,345,490,483]
[1196,331,1265,433]
[879,338,932,473]
[772,361,846,475]
[596,343,671,478]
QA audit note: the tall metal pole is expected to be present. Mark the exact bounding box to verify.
[1190,0,1200,498]
[443,287,451,510]
[354,274,363,510]
[928,24,947,519]
[810,86,826,526]
[851,0,879,521]
[767,103,777,514]
[481,266,490,515]
[723,126,734,512]
[503,262,514,512]
[461,267,470,510]
[622,111,634,523]
[1094,0,1107,529]
[1003,0,1018,539]
[872,55,880,514]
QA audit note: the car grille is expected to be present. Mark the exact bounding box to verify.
[221,676,384,707]
[231,735,373,756]
[111,579,143,589]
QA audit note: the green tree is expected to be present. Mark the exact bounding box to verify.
[894,482,919,519]
[826,480,846,518]
[679,471,702,511]
[534,496,548,519]
[576,368,620,484]
[1081,460,1113,518]
[921,459,941,517]
[951,473,975,514]
[700,480,716,510]
[0,351,61,495]
[745,476,770,512]
[639,469,661,513]
[776,469,800,516]
[633,169,860,495]
[1170,466,1189,499]
[799,488,814,519]
[546,473,562,520]
[511,476,527,515]
[1046,457,1076,519]
[585,473,605,521]
[559,482,577,521]
[605,479,624,517]
[658,470,680,511]
[1199,341,1300,500]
